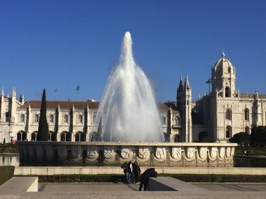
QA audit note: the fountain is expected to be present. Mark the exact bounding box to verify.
[18,32,237,167]
[94,31,163,142]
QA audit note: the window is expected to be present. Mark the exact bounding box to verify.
[173,116,180,126]
[20,114,25,123]
[34,114,39,123]
[225,86,231,97]
[226,126,231,138]
[78,115,83,124]
[244,108,249,121]
[92,113,96,123]
[162,116,166,125]
[226,109,232,120]
[5,112,10,122]
[49,114,54,123]
[64,115,68,123]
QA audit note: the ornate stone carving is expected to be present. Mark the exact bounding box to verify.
[121,148,131,159]
[198,147,208,160]
[86,146,98,163]
[219,147,225,159]
[226,147,231,158]
[18,142,236,167]
[186,147,194,159]
[208,147,218,162]
[184,147,195,163]
[171,147,182,159]
[155,147,165,159]
[137,147,150,159]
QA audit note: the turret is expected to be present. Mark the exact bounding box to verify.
[211,53,237,98]
[182,74,192,142]
[177,74,192,143]
[176,76,183,107]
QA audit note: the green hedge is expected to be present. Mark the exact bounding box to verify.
[0,143,19,153]
[39,175,124,183]
[171,174,266,183]
[36,174,266,183]
[0,166,15,185]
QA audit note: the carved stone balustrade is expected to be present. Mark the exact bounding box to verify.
[18,142,237,167]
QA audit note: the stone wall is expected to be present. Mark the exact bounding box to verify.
[18,142,237,167]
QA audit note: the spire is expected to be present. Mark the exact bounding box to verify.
[177,76,183,92]
[184,74,190,90]
[12,87,16,98]
[20,94,24,103]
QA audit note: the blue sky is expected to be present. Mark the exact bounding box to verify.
[0,0,266,102]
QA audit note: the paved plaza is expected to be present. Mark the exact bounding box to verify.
[1,181,266,199]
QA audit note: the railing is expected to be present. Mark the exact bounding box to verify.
[240,94,266,99]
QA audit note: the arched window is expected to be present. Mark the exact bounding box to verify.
[226,109,232,120]
[17,132,22,141]
[49,114,54,123]
[78,115,83,124]
[75,133,81,142]
[225,86,231,97]
[20,114,25,123]
[173,116,180,126]
[34,114,39,123]
[244,108,249,121]
[22,132,27,141]
[64,115,69,123]
[31,132,37,141]
[60,133,66,141]
[226,126,231,138]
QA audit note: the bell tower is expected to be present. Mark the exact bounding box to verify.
[211,53,237,98]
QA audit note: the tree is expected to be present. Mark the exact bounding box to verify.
[198,131,215,142]
[37,89,49,141]
[250,126,266,147]
[229,132,250,146]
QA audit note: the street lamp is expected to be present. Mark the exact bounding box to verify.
[76,85,80,101]
[205,78,211,94]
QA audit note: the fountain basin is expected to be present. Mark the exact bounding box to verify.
[18,141,237,167]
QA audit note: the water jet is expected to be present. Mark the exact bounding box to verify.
[93,31,163,142]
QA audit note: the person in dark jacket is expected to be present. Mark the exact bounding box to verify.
[139,168,157,191]
[121,161,130,183]
[132,161,141,183]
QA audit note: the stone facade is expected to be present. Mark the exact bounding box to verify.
[0,90,171,143]
[192,53,266,142]
[1,53,265,143]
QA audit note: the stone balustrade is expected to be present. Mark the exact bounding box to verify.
[18,141,237,167]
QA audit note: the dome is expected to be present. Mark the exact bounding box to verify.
[213,52,235,75]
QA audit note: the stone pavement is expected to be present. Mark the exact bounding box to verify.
[1,181,266,199]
